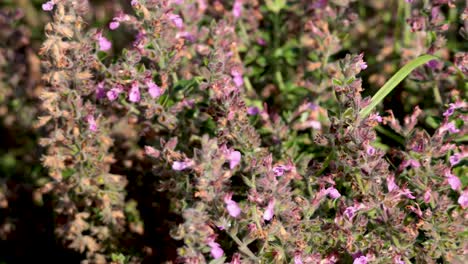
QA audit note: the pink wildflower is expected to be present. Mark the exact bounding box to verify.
[387,175,398,192]
[129,82,141,103]
[263,199,275,221]
[458,189,468,209]
[168,13,183,29]
[86,115,97,132]
[96,32,112,51]
[366,145,376,156]
[42,1,55,11]
[146,80,162,99]
[231,69,244,87]
[247,106,259,115]
[398,187,415,199]
[326,187,341,199]
[353,256,368,264]
[107,86,123,101]
[208,241,224,259]
[423,189,431,203]
[131,0,139,6]
[446,172,461,190]
[439,121,460,134]
[96,82,106,99]
[228,150,241,169]
[224,193,241,218]
[172,160,193,171]
[144,146,160,158]
[294,253,304,264]
[232,0,243,18]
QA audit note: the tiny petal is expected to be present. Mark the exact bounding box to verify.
[326,187,341,199]
[423,189,431,203]
[172,161,192,171]
[144,146,160,158]
[366,146,376,156]
[131,0,139,6]
[387,175,398,192]
[107,87,122,101]
[232,0,242,18]
[449,153,461,166]
[443,106,455,117]
[228,150,241,169]
[208,241,224,259]
[353,256,368,264]
[87,115,98,132]
[458,190,468,209]
[96,82,106,99]
[233,75,244,87]
[146,81,162,98]
[109,21,120,30]
[263,199,275,221]
[226,200,241,217]
[447,175,461,190]
[294,253,304,264]
[98,36,112,51]
[168,13,183,29]
[129,82,141,103]
[42,1,55,11]
[247,106,259,115]
[272,166,285,176]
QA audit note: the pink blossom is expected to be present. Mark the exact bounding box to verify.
[208,241,224,259]
[109,21,120,30]
[97,33,112,51]
[224,194,241,218]
[449,153,464,166]
[263,199,275,221]
[387,175,398,192]
[231,69,243,87]
[172,160,192,171]
[168,13,183,29]
[232,0,243,18]
[228,150,241,169]
[458,189,468,209]
[306,120,322,130]
[247,106,259,115]
[443,105,455,117]
[344,204,364,220]
[394,256,405,264]
[423,189,431,203]
[366,146,376,156]
[353,256,368,264]
[131,0,139,6]
[294,253,304,264]
[369,113,382,123]
[272,165,292,176]
[446,173,461,190]
[86,115,98,132]
[129,82,141,103]
[402,159,420,169]
[42,1,55,11]
[146,80,162,98]
[399,187,415,199]
[144,146,160,158]
[440,121,460,134]
[96,82,106,99]
[326,187,341,199]
[107,86,123,101]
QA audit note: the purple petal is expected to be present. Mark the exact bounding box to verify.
[129,82,141,103]
[42,1,55,11]
[228,150,241,169]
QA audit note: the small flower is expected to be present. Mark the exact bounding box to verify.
[129,82,141,103]
[426,59,440,69]
[109,21,120,30]
[326,187,341,199]
[398,187,415,199]
[368,113,382,123]
[305,120,322,130]
[272,165,292,176]
[96,32,112,51]
[344,204,364,220]
[96,82,106,99]
[294,253,304,264]
[387,175,398,192]
[366,145,376,156]
[446,173,461,190]
[42,1,55,11]
[263,199,275,221]
[208,241,224,259]
[168,13,183,29]
[458,189,468,209]
[107,86,123,101]
[86,115,98,132]
[232,0,243,18]
[144,146,160,158]
[131,0,139,6]
[353,256,368,264]
[224,193,241,218]
[228,150,241,169]
[146,80,162,99]
[231,69,243,87]
[439,121,460,134]
[247,106,259,115]
[402,159,421,169]
[423,189,431,203]
[449,153,463,166]
[394,256,405,264]
[172,160,193,171]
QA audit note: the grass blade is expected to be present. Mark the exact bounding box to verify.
[359,54,438,118]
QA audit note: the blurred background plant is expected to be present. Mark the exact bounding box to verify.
[0,0,466,263]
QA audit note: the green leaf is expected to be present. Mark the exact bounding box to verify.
[359,54,438,118]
